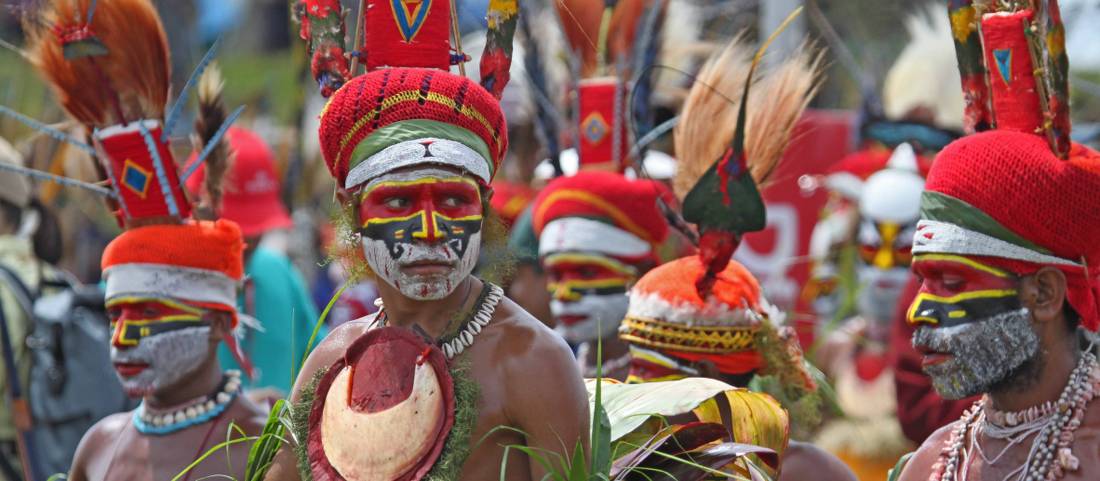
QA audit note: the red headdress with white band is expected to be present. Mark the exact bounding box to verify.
[302,0,517,193]
[917,0,1100,330]
[531,170,672,265]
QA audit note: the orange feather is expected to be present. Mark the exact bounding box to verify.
[29,0,170,129]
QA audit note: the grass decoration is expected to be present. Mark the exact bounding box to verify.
[290,367,326,481]
[424,359,481,480]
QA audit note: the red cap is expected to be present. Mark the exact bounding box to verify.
[186,127,292,238]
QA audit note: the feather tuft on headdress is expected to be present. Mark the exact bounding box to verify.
[555,0,651,78]
[673,38,823,200]
[193,62,230,220]
[28,0,170,129]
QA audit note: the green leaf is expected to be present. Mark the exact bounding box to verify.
[568,442,588,481]
[585,378,735,441]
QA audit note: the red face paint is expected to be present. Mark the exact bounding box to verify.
[359,177,482,235]
[106,297,206,348]
[543,253,636,302]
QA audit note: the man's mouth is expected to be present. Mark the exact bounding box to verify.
[558,314,589,326]
[400,260,455,275]
[916,345,953,368]
[114,362,149,378]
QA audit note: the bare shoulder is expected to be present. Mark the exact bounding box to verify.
[897,420,956,481]
[780,440,857,481]
[71,411,133,477]
[232,395,274,434]
[288,316,376,402]
[490,297,575,369]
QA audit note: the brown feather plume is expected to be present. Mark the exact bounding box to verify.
[673,38,823,200]
[193,62,230,220]
[555,0,652,78]
[28,0,170,129]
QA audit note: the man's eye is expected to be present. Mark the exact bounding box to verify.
[441,196,468,208]
[942,277,966,291]
[384,197,410,209]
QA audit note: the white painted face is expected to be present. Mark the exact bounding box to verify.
[551,294,630,344]
[110,327,211,398]
[357,168,484,301]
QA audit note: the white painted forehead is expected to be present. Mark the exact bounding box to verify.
[363,167,479,190]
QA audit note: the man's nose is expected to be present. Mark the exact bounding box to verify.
[906,295,955,326]
[549,282,581,302]
[410,210,446,243]
[110,320,130,349]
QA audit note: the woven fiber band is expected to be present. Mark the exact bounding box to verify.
[619,316,758,354]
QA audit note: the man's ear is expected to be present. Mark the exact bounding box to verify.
[205,310,235,341]
[335,187,354,205]
[1020,266,1068,325]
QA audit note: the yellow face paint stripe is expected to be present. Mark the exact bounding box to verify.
[542,253,637,277]
[359,176,481,199]
[912,254,1012,278]
[105,296,204,315]
[361,210,484,228]
[873,222,901,269]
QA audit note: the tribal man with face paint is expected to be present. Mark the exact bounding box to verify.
[263,33,589,480]
[530,171,672,381]
[69,222,269,481]
[894,4,1100,481]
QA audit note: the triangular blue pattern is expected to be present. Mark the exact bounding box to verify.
[993,49,1013,86]
[391,0,432,42]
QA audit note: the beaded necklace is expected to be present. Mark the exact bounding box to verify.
[930,352,1100,481]
[132,370,241,435]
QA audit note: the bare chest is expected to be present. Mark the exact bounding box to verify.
[83,416,252,480]
[451,336,531,480]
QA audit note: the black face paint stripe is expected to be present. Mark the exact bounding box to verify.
[908,291,1022,328]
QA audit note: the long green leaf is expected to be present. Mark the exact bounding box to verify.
[298,280,349,374]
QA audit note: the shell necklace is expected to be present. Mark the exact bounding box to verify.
[133,369,242,435]
[931,351,1100,481]
[377,281,504,360]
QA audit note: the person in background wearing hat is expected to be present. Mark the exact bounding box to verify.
[0,137,42,480]
[187,127,324,399]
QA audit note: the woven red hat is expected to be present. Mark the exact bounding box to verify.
[621,256,816,391]
[532,171,671,261]
[186,128,292,238]
[318,68,508,190]
[101,219,245,324]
